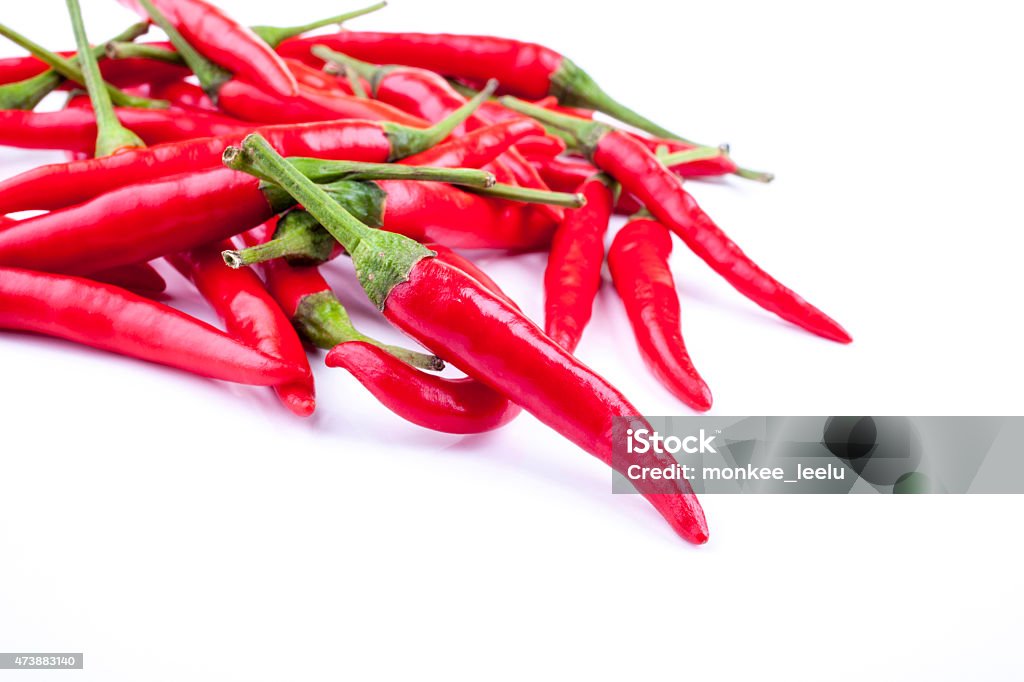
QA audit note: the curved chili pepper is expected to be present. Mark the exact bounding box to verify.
[326,342,520,434]
[229,134,709,543]
[168,241,316,417]
[0,267,303,385]
[608,217,712,411]
[118,0,299,97]
[424,242,519,310]
[0,52,180,87]
[0,106,250,154]
[503,100,852,344]
[544,175,615,352]
[151,78,221,113]
[0,104,484,214]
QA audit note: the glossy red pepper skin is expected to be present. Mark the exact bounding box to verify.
[0,107,251,155]
[169,241,316,417]
[513,134,566,159]
[0,120,396,215]
[92,262,167,298]
[424,243,519,310]
[401,119,543,169]
[215,78,428,127]
[591,130,852,343]
[370,180,552,250]
[0,167,275,275]
[279,32,561,100]
[0,52,188,88]
[628,134,738,178]
[608,218,712,411]
[118,0,299,97]
[0,267,303,385]
[544,176,615,352]
[381,256,708,544]
[151,79,222,114]
[326,342,520,434]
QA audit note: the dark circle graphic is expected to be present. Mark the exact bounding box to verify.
[822,416,878,460]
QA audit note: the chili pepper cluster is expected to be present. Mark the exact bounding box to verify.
[0,0,851,545]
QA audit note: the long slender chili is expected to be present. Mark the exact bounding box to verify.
[502,99,853,344]
[168,241,317,417]
[227,133,709,545]
[608,217,713,411]
[544,174,616,352]
[0,107,251,155]
[0,267,304,385]
[0,92,491,214]
[0,161,490,276]
[119,0,299,97]
[530,155,643,215]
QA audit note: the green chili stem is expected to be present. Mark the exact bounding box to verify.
[314,46,382,85]
[251,2,388,49]
[286,159,495,187]
[0,22,147,111]
[137,0,232,98]
[65,0,146,155]
[470,183,586,209]
[106,41,182,64]
[383,78,498,160]
[0,21,166,109]
[657,146,728,167]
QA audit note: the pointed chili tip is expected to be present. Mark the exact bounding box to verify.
[282,391,317,418]
[689,383,713,413]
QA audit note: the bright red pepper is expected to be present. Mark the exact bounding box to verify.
[0,266,304,385]
[91,262,167,297]
[0,112,475,215]
[326,342,520,434]
[278,31,685,143]
[168,241,316,417]
[401,118,543,169]
[229,134,709,543]
[0,106,251,155]
[117,0,299,97]
[504,100,852,343]
[608,217,712,411]
[512,134,567,159]
[0,51,187,88]
[424,243,519,310]
[544,175,615,352]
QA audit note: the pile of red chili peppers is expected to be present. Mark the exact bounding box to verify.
[0,0,852,545]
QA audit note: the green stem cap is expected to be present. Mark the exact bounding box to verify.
[224,134,436,311]
[294,291,444,371]
[382,78,498,160]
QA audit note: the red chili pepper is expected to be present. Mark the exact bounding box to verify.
[0,107,251,155]
[168,241,316,417]
[279,31,686,144]
[151,79,221,114]
[503,100,852,343]
[424,242,519,310]
[608,217,713,411]
[326,342,520,434]
[0,103,484,214]
[0,266,304,385]
[0,51,187,88]
[230,135,709,543]
[628,134,741,179]
[117,0,299,97]
[544,175,615,352]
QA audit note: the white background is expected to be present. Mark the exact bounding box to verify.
[2,1,1023,680]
